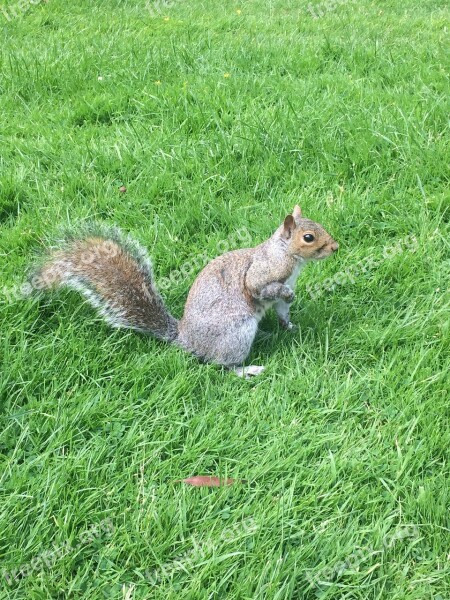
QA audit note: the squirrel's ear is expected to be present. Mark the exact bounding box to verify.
[282,215,295,239]
[292,205,302,223]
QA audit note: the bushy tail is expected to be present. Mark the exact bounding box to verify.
[32,225,178,341]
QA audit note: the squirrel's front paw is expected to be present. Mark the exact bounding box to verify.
[282,289,295,303]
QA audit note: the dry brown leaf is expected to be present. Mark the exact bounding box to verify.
[177,476,240,487]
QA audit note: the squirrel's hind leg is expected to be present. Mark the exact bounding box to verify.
[231,365,265,378]
[178,313,259,369]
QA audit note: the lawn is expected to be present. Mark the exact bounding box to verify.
[0,0,449,598]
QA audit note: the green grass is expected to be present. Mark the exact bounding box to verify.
[1,0,449,598]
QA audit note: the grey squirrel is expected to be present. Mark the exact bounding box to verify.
[33,206,338,377]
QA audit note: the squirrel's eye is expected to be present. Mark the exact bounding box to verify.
[303,233,315,243]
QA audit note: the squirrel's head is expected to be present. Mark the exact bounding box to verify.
[280,205,338,260]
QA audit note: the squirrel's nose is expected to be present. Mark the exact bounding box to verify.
[330,241,339,253]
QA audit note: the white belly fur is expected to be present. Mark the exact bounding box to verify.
[285,260,305,291]
[255,300,273,322]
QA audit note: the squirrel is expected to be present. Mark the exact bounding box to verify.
[33,206,338,377]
